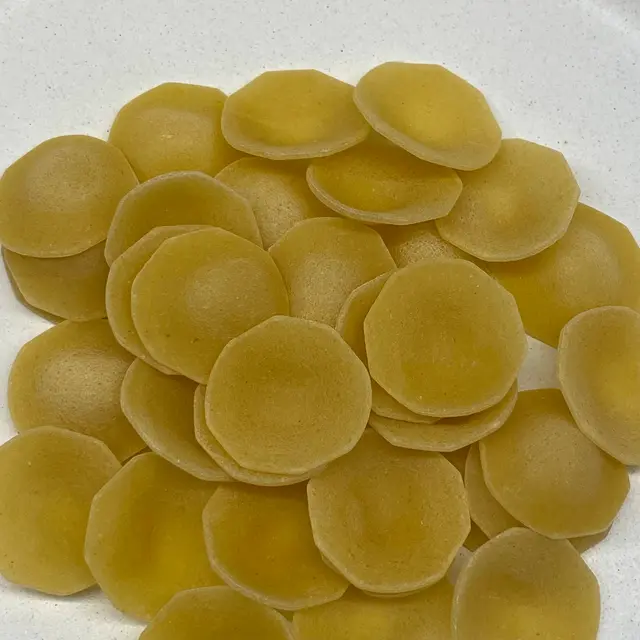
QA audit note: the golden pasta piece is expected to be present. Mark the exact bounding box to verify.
[140,587,293,640]
[371,382,439,424]
[132,227,289,383]
[558,306,640,465]
[222,70,369,160]
[206,316,371,475]
[571,530,611,554]
[436,139,579,261]
[307,135,462,225]
[270,217,395,326]
[452,528,600,640]
[121,359,231,482]
[293,582,453,640]
[203,483,348,610]
[85,453,222,620]
[307,430,469,594]
[0,427,120,596]
[354,63,501,171]
[104,171,261,265]
[0,135,137,258]
[216,158,333,248]
[365,259,526,417]
[3,242,109,321]
[464,523,489,552]
[480,389,629,538]
[8,319,144,461]
[109,82,241,182]
[194,386,311,486]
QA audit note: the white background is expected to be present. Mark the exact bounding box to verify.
[0,0,639,637]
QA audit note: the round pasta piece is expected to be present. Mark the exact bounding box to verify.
[141,587,293,640]
[131,227,289,383]
[222,70,369,160]
[293,582,453,640]
[0,135,137,257]
[354,63,501,171]
[269,217,395,326]
[203,483,348,610]
[3,242,109,321]
[365,259,526,417]
[109,82,241,182]
[436,139,579,261]
[216,158,333,248]
[489,203,640,346]
[8,319,144,461]
[85,453,222,620]
[307,135,462,225]
[307,430,469,594]
[480,389,629,538]
[558,306,640,465]
[371,382,439,424]
[121,359,231,482]
[453,528,600,640]
[0,427,120,596]
[370,384,517,452]
[206,316,371,475]
[104,171,261,265]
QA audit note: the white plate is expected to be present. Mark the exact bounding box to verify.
[0,0,639,637]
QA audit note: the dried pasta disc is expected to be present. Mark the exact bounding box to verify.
[571,530,611,554]
[292,582,453,640]
[480,389,629,539]
[558,306,640,465]
[193,386,311,486]
[307,430,469,594]
[131,227,289,383]
[206,316,371,475]
[222,70,369,160]
[203,483,348,610]
[104,171,261,265]
[307,135,462,225]
[436,139,579,262]
[216,158,333,248]
[0,427,120,596]
[452,528,600,640]
[3,242,109,321]
[0,135,137,258]
[488,203,640,346]
[109,83,241,182]
[354,63,501,171]
[140,587,293,640]
[371,383,439,424]
[464,523,489,552]
[8,319,145,461]
[85,453,223,621]
[365,259,526,417]
[121,359,231,482]
[269,217,395,326]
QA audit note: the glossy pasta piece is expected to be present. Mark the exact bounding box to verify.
[452,528,600,640]
[85,453,222,620]
[140,587,293,640]
[0,427,120,596]
[109,83,241,182]
[307,430,469,594]
[354,63,501,171]
[206,316,371,475]
[0,135,137,257]
[8,319,144,461]
[269,217,395,326]
[222,70,369,160]
[365,259,526,417]
[121,359,231,482]
[203,483,348,610]
[131,227,288,383]
[480,389,629,538]
[488,203,640,346]
[104,171,261,265]
[216,158,333,248]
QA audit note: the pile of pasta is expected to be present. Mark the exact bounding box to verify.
[0,62,638,640]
